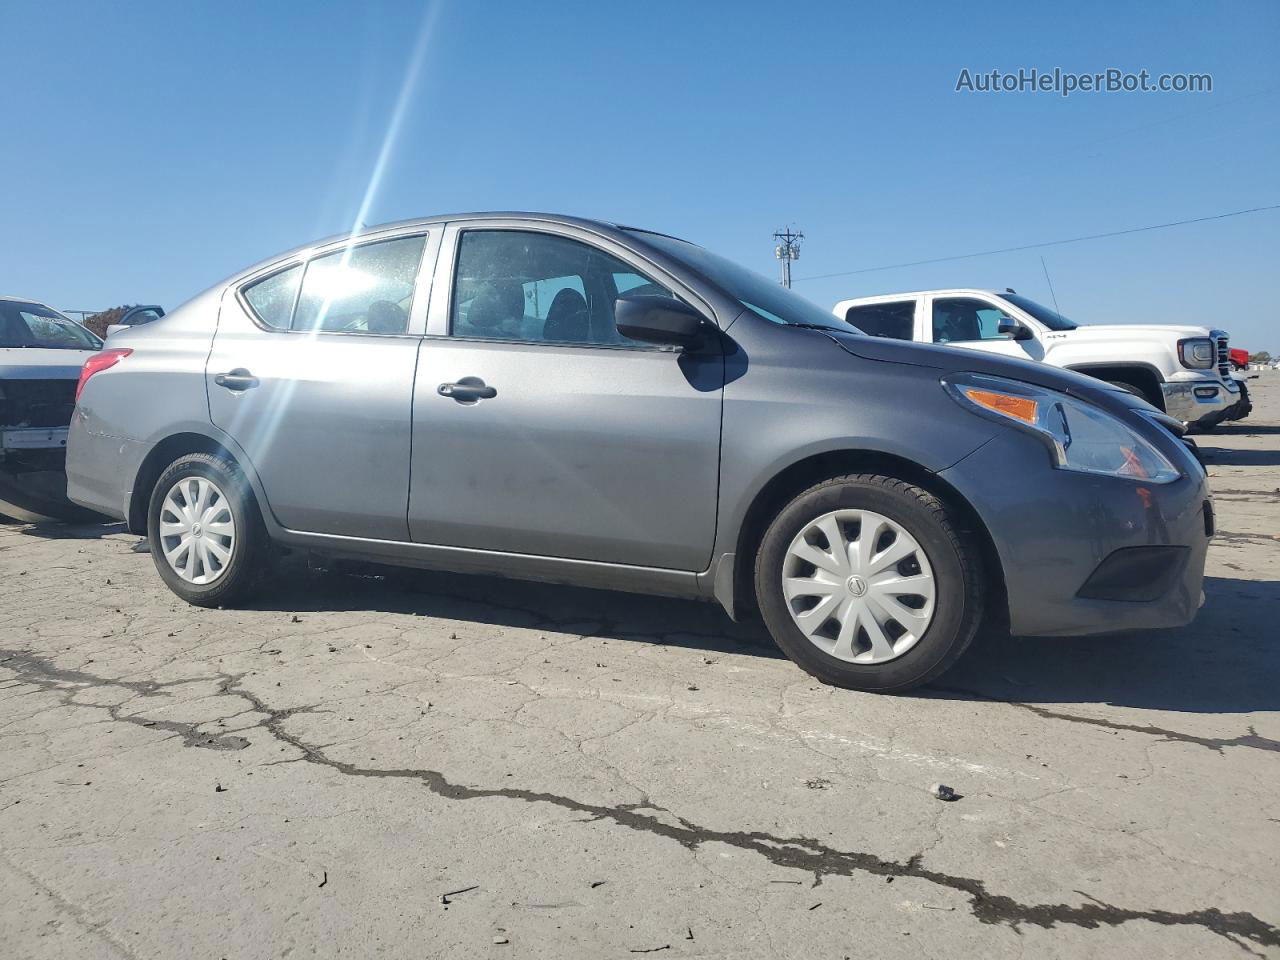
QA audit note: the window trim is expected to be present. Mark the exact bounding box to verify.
[425,221,716,350]
[235,229,438,338]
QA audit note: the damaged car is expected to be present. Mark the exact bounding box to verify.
[1,297,106,522]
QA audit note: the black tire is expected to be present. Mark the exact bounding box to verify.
[1106,379,1160,408]
[754,474,984,694]
[147,453,268,607]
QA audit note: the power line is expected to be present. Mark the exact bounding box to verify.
[793,203,1280,282]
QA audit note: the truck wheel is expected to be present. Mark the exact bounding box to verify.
[147,453,268,607]
[1106,379,1160,408]
[754,474,984,694]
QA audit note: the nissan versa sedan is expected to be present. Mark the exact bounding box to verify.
[66,213,1211,692]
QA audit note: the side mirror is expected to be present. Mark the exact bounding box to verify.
[614,295,704,348]
[104,324,126,338]
[997,318,1034,341]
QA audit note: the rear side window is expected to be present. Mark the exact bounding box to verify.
[293,235,426,334]
[242,265,302,330]
[845,301,915,339]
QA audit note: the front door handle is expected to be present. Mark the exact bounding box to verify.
[214,368,260,391]
[438,377,496,404]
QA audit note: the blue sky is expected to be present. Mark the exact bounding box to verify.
[3,0,1277,348]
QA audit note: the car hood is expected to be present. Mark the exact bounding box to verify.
[1058,323,1218,341]
[0,347,96,380]
[825,331,1135,408]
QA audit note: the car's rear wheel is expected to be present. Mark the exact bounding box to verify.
[754,474,984,693]
[148,453,267,607]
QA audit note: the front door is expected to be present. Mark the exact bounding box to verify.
[927,295,1043,361]
[407,227,723,571]
[207,231,435,540]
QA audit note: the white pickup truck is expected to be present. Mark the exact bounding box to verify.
[832,288,1248,430]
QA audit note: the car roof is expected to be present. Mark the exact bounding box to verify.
[233,212,691,280]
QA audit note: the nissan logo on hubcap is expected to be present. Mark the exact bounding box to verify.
[846,575,867,597]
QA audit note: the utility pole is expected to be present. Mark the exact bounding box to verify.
[773,227,803,288]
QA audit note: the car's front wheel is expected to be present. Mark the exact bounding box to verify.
[754,474,984,693]
[147,453,267,607]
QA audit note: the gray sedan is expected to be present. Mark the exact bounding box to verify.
[66,214,1210,692]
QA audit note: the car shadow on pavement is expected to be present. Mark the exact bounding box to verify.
[1199,446,1280,467]
[927,575,1280,716]
[11,520,128,540]
[1209,422,1280,436]
[249,559,784,661]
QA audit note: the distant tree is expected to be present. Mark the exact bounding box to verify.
[1250,351,1272,365]
[82,305,136,339]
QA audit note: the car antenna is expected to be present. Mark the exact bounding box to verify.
[1039,257,1064,319]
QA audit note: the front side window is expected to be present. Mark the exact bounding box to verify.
[293,235,426,334]
[450,230,678,346]
[845,301,915,340]
[0,301,101,350]
[931,297,1010,343]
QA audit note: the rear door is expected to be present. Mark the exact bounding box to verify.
[407,224,724,571]
[841,299,920,340]
[206,229,439,540]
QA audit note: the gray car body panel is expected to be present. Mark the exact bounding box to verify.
[66,213,1210,637]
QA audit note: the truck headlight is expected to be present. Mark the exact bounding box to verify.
[1178,337,1216,369]
[943,374,1180,483]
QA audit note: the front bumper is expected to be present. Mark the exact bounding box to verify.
[1161,375,1238,426]
[941,429,1210,637]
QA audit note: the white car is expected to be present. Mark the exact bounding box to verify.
[832,289,1244,430]
[1,296,105,521]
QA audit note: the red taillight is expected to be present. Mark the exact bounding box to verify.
[76,349,132,403]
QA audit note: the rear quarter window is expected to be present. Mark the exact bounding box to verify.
[242,265,302,329]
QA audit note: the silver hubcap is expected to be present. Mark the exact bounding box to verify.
[158,477,236,585]
[782,509,936,664]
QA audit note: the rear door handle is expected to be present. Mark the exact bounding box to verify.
[438,377,496,404]
[214,368,260,391]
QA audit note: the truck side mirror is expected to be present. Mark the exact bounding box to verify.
[997,318,1034,341]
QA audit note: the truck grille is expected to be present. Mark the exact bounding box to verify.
[1212,329,1230,379]
[0,379,78,429]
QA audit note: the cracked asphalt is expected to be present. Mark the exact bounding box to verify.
[2,376,1278,959]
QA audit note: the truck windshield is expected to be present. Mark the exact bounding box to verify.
[625,231,855,333]
[0,301,103,350]
[1002,293,1077,331]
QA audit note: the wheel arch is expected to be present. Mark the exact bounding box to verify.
[1064,362,1166,409]
[129,429,266,534]
[727,449,1007,628]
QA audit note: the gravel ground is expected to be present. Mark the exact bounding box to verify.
[2,374,1278,959]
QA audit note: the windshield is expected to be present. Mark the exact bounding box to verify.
[1002,293,1077,331]
[626,231,854,333]
[0,301,102,350]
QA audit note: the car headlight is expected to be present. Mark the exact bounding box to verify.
[943,374,1180,483]
[1178,337,1216,369]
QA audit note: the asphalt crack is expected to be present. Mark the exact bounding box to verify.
[932,686,1280,754]
[0,649,250,751]
[227,677,1280,952]
[3,648,1276,951]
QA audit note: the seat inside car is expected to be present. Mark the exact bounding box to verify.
[463,281,524,338]
[542,288,590,342]
[365,299,407,334]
